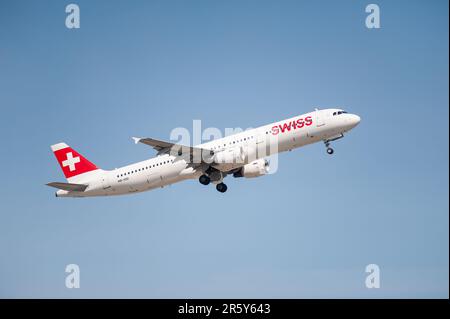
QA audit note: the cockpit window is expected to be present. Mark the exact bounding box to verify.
[334,110,348,116]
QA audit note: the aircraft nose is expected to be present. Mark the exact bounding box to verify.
[350,114,361,127]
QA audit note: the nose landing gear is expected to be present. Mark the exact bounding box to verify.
[323,134,344,155]
[324,140,334,155]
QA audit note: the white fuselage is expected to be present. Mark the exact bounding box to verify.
[56,109,360,197]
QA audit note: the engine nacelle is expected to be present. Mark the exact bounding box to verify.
[233,159,269,178]
[214,146,245,165]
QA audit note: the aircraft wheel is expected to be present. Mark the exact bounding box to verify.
[216,183,228,193]
[199,175,211,185]
[327,148,334,155]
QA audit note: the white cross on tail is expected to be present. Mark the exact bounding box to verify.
[62,152,80,171]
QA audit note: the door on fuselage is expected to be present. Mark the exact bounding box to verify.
[307,110,326,139]
[315,110,325,128]
[147,172,162,188]
[256,131,272,159]
[101,175,113,194]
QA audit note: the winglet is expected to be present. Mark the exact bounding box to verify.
[132,137,141,144]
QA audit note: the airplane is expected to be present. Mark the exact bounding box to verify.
[47,108,360,197]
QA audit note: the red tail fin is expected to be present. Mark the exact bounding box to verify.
[51,143,98,179]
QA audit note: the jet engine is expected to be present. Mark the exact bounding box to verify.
[233,158,270,178]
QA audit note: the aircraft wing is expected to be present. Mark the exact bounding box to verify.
[132,137,214,163]
[46,182,88,192]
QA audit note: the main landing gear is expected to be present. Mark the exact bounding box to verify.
[199,174,228,193]
[199,174,210,185]
[216,183,228,193]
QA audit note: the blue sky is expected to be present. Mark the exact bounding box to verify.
[0,0,448,298]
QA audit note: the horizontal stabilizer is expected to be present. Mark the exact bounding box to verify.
[46,182,88,192]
